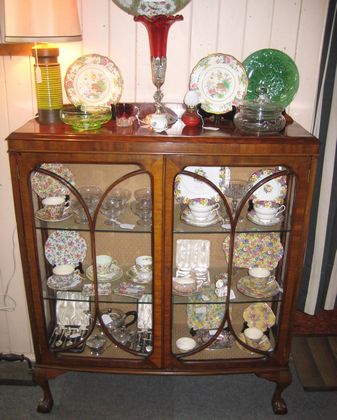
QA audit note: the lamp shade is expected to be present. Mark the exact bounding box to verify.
[4,0,81,42]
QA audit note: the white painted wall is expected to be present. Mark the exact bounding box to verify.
[0,0,329,356]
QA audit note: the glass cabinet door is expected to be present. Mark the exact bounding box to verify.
[31,162,154,360]
[171,165,293,361]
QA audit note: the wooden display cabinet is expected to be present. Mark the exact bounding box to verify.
[6,113,319,414]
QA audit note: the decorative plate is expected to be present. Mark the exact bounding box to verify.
[31,163,75,199]
[111,0,191,17]
[64,54,123,107]
[174,166,226,203]
[45,231,87,267]
[247,168,287,203]
[237,276,280,299]
[223,233,284,269]
[243,303,276,331]
[189,53,248,114]
[243,48,299,108]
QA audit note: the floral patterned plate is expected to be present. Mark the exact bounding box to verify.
[111,0,191,16]
[45,231,87,267]
[31,163,75,199]
[237,275,280,299]
[64,54,123,107]
[189,53,248,114]
[223,233,283,269]
[247,167,287,203]
[243,302,276,331]
[174,166,226,203]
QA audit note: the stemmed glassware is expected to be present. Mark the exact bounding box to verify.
[73,185,102,224]
[100,188,131,226]
[222,179,247,222]
[132,187,152,227]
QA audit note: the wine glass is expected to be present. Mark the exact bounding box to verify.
[133,187,152,226]
[222,179,247,220]
[73,185,102,224]
[100,188,131,226]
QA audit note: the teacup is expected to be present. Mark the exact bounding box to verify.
[253,201,286,221]
[52,264,79,284]
[149,112,168,132]
[188,198,220,220]
[244,327,263,347]
[248,267,275,289]
[42,196,67,219]
[135,255,152,282]
[96,255,113,275]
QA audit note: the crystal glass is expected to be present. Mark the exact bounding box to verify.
[73,185,102,224]
[133,187,152,226]
[100,188,131,226]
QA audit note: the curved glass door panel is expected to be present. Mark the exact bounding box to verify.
[171,165,294,360]
[31,163,153,359]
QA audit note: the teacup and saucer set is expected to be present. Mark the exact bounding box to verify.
[181,198,221,227]
[47,264,82,290]
[237,267,281,299]
[85,254,123,282]
[237,326,273,353]
[35,195,73,223]
[126,255,152,284]
[247,200,285,226]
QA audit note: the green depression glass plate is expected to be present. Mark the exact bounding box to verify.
[111,0,191,16]
[190,53,248,114]
[243,48,299,108]
[64,54,123,107]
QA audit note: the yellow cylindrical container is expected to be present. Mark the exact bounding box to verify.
[33,47,63,124]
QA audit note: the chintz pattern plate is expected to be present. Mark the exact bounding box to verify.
[31,163,75,199]
[45,231,87,267]
[243,302,276,331]
[190,53,248,114]
[65,54,123,107]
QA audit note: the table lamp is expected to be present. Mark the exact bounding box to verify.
[3,0,82,123]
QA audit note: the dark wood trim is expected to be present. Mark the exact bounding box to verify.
[0,43,34,56]
[293,309,337,335]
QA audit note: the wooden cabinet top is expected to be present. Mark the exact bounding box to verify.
[7,116,319,157]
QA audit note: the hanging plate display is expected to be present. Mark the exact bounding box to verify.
[31,163,75,199]
[243,48,299,108]
[174,166,225,203]
[111,0,191,17]
[45,231,87,267]
[247,167,287,203]
[64,54,123,107]
[223,233,284,269]
[189,53,248,114]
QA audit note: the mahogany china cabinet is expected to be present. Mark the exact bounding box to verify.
[6,113,319,414]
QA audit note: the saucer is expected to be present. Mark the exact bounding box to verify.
[247,210,283,226]
[237,333,272,352]
[181,209,219,227]
[237,275,280,298]
[86,264,123,282]
[47,273,82,290]
[35,207,73,223]
[126,266,152,284]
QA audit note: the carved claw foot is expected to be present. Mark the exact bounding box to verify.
[33,368,63,413]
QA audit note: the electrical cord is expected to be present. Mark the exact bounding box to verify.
[0,226,17,312]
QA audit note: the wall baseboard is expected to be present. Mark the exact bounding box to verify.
[293,308,337,335]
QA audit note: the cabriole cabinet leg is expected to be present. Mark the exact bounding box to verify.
[256,369,292,415]
[32,368,63,413]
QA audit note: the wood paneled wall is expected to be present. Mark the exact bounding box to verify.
[0,0,329,356]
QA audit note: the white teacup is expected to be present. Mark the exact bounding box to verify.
[149,112,168,132]
[96,255,113,275]
[188,198,220,220]
[248,267,275,289]
[244,327,263,347]
[253,201,286,221]
[135,255,152,282]
[42,196,67,219]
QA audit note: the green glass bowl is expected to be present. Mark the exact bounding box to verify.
[243,49,299,108]
[60,106,112,131]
